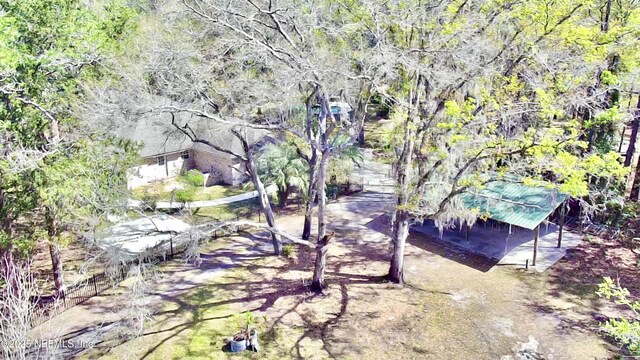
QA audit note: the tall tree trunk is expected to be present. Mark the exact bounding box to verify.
[302,87,320,241]
[48,243,63,295]
[354,81,372,147]
[0,151,15,236]
[302,159,317,240]
[311,231,334,292]
[357,127,366,147]
[278,188,289,208]
[0,173,3,222]
[0,172,6,234]
[601,0,612,32]
[45,211,64,295]
[234,129,283,255]
[311,150,330,291]
[387,74,421,284]
[388,210,410,284]
[630,149,640,201]
[247,157,282,255]
[310,92,336,292]
[387,135,414,283]
[586,16,617,152]
[624,97,640,166]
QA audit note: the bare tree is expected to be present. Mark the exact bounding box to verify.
[298,89,320,241]
[0,253,45,360]
[83,0,380,291]
[175,0,384,290]
[630,149,640,201]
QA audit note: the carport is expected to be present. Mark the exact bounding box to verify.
[461,181,568,266]
[415,181,573,269]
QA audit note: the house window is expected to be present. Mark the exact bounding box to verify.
[157,156,165,166]
[181,150,190,159]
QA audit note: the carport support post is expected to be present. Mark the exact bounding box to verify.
[557,203,565,248]
[464,221,469,242]
[532,225,540,266]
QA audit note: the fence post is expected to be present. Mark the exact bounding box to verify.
[93,274,98,296]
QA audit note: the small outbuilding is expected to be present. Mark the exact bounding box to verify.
[415,180,578,271]
[461,181,568,265]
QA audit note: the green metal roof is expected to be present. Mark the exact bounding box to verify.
[461,181,568,230]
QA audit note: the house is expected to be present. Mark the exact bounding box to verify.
[121,111,273,189]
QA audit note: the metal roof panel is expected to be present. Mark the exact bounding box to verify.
[460,181,567,230]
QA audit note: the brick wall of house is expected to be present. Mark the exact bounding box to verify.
[126,148,248,189]
[191,149,246,186]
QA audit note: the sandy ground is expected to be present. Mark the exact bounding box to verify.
[28,187,633,360]
[29,156,637,359]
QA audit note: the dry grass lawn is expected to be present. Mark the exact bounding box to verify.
[38,192,638,359]
[131,181,247,202]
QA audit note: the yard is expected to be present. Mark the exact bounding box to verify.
[29,199,264,297]
[33,191,637,359]
[187,199,264,223]
[131,181,249,202]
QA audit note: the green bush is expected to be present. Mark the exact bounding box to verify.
[181,170,204,187]
[597,277,640,356]
[141,191,159,210]
[0,232,35,257]
[232,311,268,332]
[282,244,295,258]
[326,184,339,199]
[175,186,196,203]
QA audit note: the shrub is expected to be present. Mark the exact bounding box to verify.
[181,170,204,187]
[326,184,339,200]
[597,277,640,356]
[282,244,295,258]
[141,191,159,210]
[175,186,196,203]
[0,232,34,257]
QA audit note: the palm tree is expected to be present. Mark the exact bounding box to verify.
[332,134,364,165]
[257,143,309,207]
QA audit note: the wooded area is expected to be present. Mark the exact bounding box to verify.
[1,0,639,358]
